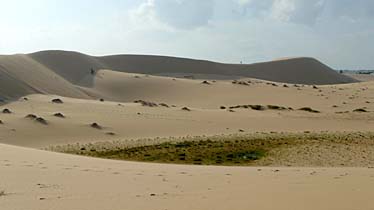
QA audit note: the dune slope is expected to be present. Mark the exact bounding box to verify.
[31,50,356,85]
[0,50,357,101]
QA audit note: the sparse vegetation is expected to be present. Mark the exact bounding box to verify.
[36,117,48,125]
[134,100,158,107]
[267,105,288,110]
[353,108,368,113]
[232,80,249,86]
[53,113,65,118]
[181,107,191,111]
[49,132,374,167]
[0,190,6,197]
[228,104,289,111]
[2,108,12,114]
[298,107,320,113]
[25,114,37,119]
[51,98,63,104]
[159,103,169,108]
[90,123,102,129]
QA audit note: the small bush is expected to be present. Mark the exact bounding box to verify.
[299,107,320,113]
[53,113,65,118]
[353,108,368,113]
[2,109,12,114]
[0,190,6,197]
[249,105,266,111]
[35,117,48,125]
[181,107,191,111]
[25,114,37,119]
[267,105,287,110]
[90,123,102,129]
[51,98,63,104]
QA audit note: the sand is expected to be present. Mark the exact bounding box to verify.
[0,51,373,209]
[2,143,374,210]
[0,50,356,101]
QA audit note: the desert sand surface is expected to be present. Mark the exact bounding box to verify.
[0,50,356,102]
[2,143,374,210]
[1,52,373,209]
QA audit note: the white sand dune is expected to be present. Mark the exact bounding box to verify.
[0,50,356,100]
[0,51,373,210]
[1,76,373,148]
[1,143,374,210]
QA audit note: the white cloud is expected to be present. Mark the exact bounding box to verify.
[131,0,215,30]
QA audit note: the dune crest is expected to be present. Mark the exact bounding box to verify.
[0,50,356,101]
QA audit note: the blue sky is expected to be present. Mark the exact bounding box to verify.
[0,0,373,69]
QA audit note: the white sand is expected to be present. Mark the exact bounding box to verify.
[1,143,374,210]
[0,51,373,210]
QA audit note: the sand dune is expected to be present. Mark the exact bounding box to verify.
[2,143,374,210]
[0,50,356,101]
[0,51,373,210]
[1,76,374,148]
[0,54,90,101]
[33,50,356,85]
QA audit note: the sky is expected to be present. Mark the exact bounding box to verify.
[0,0,373,69]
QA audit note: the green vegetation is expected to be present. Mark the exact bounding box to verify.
[89,140,267,165]
[49,132,374,166]
[353,108,368,113]
[267,105,288,110]
[298,107,320,113]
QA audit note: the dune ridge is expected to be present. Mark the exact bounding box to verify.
[0,50,356,101]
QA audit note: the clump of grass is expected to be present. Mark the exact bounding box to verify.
[90,123,102,129]
[35,117,48,125]
[159,103,169,108]
[353,108,368,113]
[2,108,12,114]
[267,105,288,110]
[134,100,158,107]
[53,113,65,118]
[181,107,191,111]
[249,105,266,111]
[229,104,267,111]
[298,107,320,113]
[0,190,6,197]
[232,80,249,86]
[25,114,37,119]
[51,98,63,104]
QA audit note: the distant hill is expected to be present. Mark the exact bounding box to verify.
[0,50,357,101]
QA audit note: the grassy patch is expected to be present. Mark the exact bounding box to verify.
[91,140,268,165]
[49,132,374,166]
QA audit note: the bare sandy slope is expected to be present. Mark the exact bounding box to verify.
[345,73,374,82]
[31,50,357,85]
[0,58,371,210]
[1,143,374,210]
[0,50,356,101]
[0,54,90,101]
[0,71,373,148]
